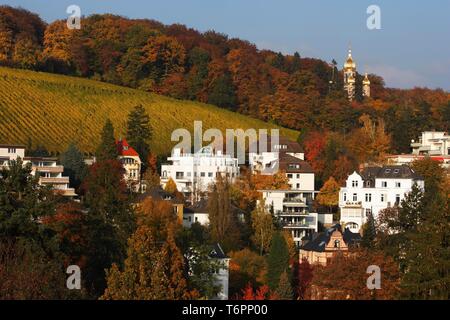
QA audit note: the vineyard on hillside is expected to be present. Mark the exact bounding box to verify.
[0,67,298,155]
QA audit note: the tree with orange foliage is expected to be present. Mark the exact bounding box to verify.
[241,283,276,300]
[142,34,186,80]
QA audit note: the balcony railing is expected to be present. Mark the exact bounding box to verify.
[283,198,304,203]
[39,177,69,184]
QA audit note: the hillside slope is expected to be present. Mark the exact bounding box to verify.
[0,67,298,155]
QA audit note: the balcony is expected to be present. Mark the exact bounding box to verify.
[279,211,309,217]
[33,165,64,173]
[39,177,70,185]
[281,222,313,229]
[343,201,362,208]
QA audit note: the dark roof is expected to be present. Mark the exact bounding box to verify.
[360,165,422,180]
[249,136,304,154]
[0,144,26,149]
[300,224,361,252]
[184,198,209,214]
[209,243,228,259]
[278,153,314,173]
[137,187,183,204]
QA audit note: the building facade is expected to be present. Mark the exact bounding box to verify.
[299,224,361,266]
[161,146,239,202]
[339,165,424,233]
[0,144,76,197]
[259,189,318,247]
[116,138,142,192]
[411,131,450,156]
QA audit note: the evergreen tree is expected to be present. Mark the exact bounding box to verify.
[60,142,87,191]
[126,105,152,170]
[81,159,136,296]
[96,119,118,161]
[266,231,290,290]
[274,271,293,300]
[0,159,56,246]
[361,210,376,248]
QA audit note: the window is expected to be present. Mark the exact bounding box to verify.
[296,183,300,189]
[200,172,205,177]
[186,172,191,177]
[385,169,391,174]
[395,182,401,188]
[365,193,372,202]
[296,174,300,179]
[352,193,357,201]
[381,194,386,202]
[394,169,399,174]
[287,174,293,179]
[334,240,341,248]
[343,193,347,201]
[381,181,387,188]
[7,148,16,154]
[395,194,401,205]
[366,208,372,217]
[208,172,213,177]
[352,180,358,187]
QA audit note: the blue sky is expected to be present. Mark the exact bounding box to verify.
[2,0,450,90]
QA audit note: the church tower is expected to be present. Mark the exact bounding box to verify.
[343,48,356,101]
[362,73,371,98]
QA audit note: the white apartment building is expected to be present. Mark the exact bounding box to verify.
[161,146,239,201]
[249,136,305,172]
[387,131,450,169]
[259,189,318,247]
[0,144,76,197]
[339,165,424,233]
[411,131,450,156]
[249,136,315,191]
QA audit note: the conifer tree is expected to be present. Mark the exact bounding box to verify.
[60,142,87,191]
[274,271,293,300]
[266,231,290,290]
[126,105,152,169]
[96,119,118,161]
[361,210,376,248]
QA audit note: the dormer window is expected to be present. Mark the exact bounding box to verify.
[352,180,358,187]
[385,169,391,174]
[334,239,341,248]
[394,169,399,174]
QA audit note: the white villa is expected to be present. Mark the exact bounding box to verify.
[0,144,76,197]
[116,138,142,192]
[161,146,239,202]
[339,165,425,233]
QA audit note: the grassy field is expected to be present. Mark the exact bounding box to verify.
[0,67,298,156]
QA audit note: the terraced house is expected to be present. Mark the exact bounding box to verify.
[0,144,76,197]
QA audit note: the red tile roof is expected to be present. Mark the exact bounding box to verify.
[116,139,140,157]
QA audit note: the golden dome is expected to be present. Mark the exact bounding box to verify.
[363,73,370,85]
[344,49,356,69]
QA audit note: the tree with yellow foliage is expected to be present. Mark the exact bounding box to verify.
[316,177,340,214]
[101,199,190,300]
